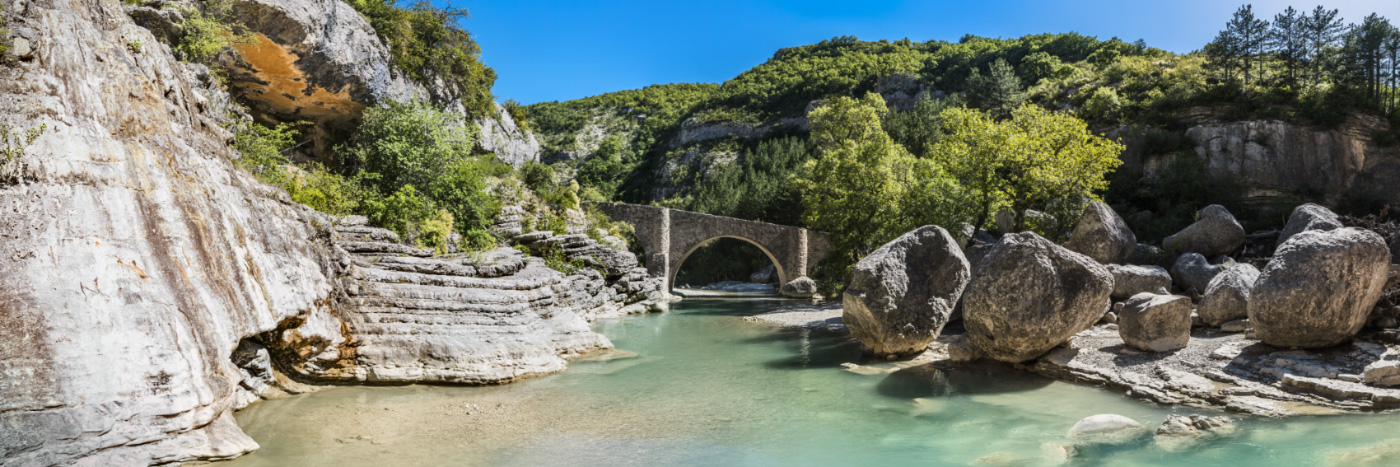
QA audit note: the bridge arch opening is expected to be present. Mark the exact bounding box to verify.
[670,236,788,292]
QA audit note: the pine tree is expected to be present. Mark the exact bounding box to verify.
[1205,29,1243,83]
[965,58,1026,119]
[1270,6,1307,87]
[1302,6,1345,88]
[1226,4,1270,87]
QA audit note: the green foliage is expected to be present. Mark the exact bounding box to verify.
[342,99,478,193]
[684,136,811,225]
[883,94,963,158]
[966,58,1027,118]
[1,123,47,183]
[1082,86,1123,120]
[360,184,438,242]
[793,93,965,278]
[338,99,500,233]
[460,228,497,252]
[931,105,1124,237]
[344,0,496,116]
[503,99,531,132]
[520,161,555,191]
[1106,154,1241,243]
[176,0,251,66]
[416,209,454,255]
[234,121,364,216]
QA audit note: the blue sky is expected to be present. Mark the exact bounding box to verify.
[458,0,1400,105]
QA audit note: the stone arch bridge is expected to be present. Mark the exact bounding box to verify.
[591,203,833,297]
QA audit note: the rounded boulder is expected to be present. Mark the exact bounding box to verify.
[1249,228,1391,348]
[963,232,1114,363]
[842,226,971,356]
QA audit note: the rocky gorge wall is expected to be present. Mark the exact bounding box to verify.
[1121,114,1400,208]
[0,0,633,464]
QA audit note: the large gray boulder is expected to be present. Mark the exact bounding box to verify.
[1064,201,1137,264]
[1170,253,1225,294]
[1069,414,1146,444]
[1196,263,1261,326]
[843,226,971,356]
[1118,293,1193,352]
[780,277,819,298]
[1163,205,1245,257]
[962,233,1114,363]
[1107,264,1172,301]
[1249,228,1391,348]
[1276,203,1343,249]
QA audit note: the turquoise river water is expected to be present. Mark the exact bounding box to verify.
[225,297,1400,466]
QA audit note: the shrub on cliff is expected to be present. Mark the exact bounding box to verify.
[233,121,362,216]
[345,0,496,116]
[340,100,500,234]
[175,0,252,66]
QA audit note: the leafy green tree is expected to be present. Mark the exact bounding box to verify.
[931,105,1123,235]
[794,94,965,275]
[686,136,811,225]
[883,94,963,158]
[965,58,1026,119]
[1019,51,1062,85]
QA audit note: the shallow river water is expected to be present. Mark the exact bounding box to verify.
[226,297,1400,466]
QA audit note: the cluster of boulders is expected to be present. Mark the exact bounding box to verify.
[842,200,1397,366]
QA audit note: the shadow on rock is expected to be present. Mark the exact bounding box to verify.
[1107,344,1181,366]
[876,361,1054,399]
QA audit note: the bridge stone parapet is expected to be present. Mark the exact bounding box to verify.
[590,202,832,297]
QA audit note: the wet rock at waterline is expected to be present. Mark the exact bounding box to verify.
[1170,253,1225,294]
[1118,293,1193,352]
[1277,203,1344,249]
[962,233,1114,363]
[1197,263,1260,327]
[1249,228,1391,348]
[1154,415,1236,451]
[1064,201,1137,265]
[1068,414,1146,444]
[843,226,971,356]
[1107,264,1171,301]
[1163,205,1245,258]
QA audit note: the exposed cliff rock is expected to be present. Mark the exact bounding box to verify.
[1121,116,1399,207]
[220,0,536,165]
[0,0,341,463]
[0,0,635,464]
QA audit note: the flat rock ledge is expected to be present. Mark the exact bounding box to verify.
[744,303,846,333]
[750,302,1400,417]
[1028,325,1400,417]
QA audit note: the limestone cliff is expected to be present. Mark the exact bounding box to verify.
[1121,115,1400,208]
[0,0,631,464]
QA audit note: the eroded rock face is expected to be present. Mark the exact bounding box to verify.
[0,0,342,462]
[1118,293,1193,352]
[1184,119,1389,206]
[1163,205,1245,258]
[963,233,1114,363]
[842,226,971,356]
[1197,263,1261,326]
[1277,203,1343,248]
[1064,201,1137,264]
[1249,228,1391,348]
[1107,264,1171,301]
[477,102,541,168]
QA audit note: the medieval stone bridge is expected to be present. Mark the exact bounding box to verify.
[591,202,833,297]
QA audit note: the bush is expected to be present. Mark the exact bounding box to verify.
[341,99,478,193]
[460,228,497,252]
[360,184,437,242]
[416,208,454,254]
[234,121,362,216]
[176,0,251,66]
[521,161,555,191]
[1,122,47,183]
